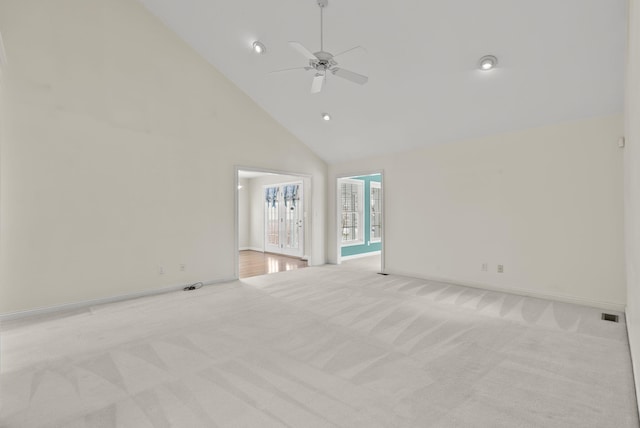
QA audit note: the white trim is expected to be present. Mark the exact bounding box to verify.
[627,307,640,421]
[341,250,381,261]
[235,168,239,279]
[341,240,365,247]
[239,246,264,252]
[383,268,627,312]
[0,277,236,321]
[380,173,385,273]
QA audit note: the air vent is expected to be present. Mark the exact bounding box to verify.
[601,313,619,323]
[183,282,203,291]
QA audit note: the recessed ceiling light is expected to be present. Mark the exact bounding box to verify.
[252,41,266,55]
[322,113,331,121]
[479,55,497,71]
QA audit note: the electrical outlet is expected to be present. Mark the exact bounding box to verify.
[481,263,488,272]
[158,266,165,275]
[180,264,186,272]
[497,264,504,273]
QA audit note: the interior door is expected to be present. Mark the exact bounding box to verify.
[264,183,304,257]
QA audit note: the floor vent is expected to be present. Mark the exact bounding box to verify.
[601,313,619,323]
[377,272,389,276]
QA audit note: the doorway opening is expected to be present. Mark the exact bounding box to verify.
[336,172,384,273]
[236,168,311,279]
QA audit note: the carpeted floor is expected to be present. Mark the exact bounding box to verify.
[1,263,638,427]
[340,254,382,272]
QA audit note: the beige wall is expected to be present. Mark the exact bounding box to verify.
[329,115,626,309]
[624,0,640,412]
[0,0,327,314]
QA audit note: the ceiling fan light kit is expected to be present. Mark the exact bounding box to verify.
[273,0,369,94]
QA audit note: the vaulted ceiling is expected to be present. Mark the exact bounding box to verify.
[139,0,627,164]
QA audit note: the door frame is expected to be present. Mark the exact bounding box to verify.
[335,170,385,272]
[234,166,313,280]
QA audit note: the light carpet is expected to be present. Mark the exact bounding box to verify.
[1,263,637,427]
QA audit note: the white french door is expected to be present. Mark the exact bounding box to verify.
[264,182,304,257]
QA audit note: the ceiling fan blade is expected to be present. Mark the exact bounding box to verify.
[269,66,312,74]
[331,67,368,85]
[332,45,367,58]
[311,73,325,94]
[288,41,317,61]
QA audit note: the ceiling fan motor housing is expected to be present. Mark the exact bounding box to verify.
[311,51,337,72]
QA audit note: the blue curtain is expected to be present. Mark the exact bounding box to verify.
[283,184,300,207]
[265,187,279,207]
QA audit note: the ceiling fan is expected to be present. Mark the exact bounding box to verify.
[273,0,368,94]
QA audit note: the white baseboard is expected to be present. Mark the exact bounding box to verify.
[383,269,627,312]
[341,251,381,261]
[626,307,640,422]
[0,278,236,322]
[240,247,264,252]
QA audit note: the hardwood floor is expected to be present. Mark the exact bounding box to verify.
[239,250,308,278]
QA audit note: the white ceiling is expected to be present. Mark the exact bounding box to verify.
[139,0,627,164]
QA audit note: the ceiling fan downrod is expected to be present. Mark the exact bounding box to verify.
[318,0,327,52]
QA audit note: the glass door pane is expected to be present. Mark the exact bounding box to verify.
[282,183,303,256]
[285,203,300,249]
[265,186,280,251]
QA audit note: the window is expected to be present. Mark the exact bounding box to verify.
[370,181,382,243]
[340,179,364,245]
